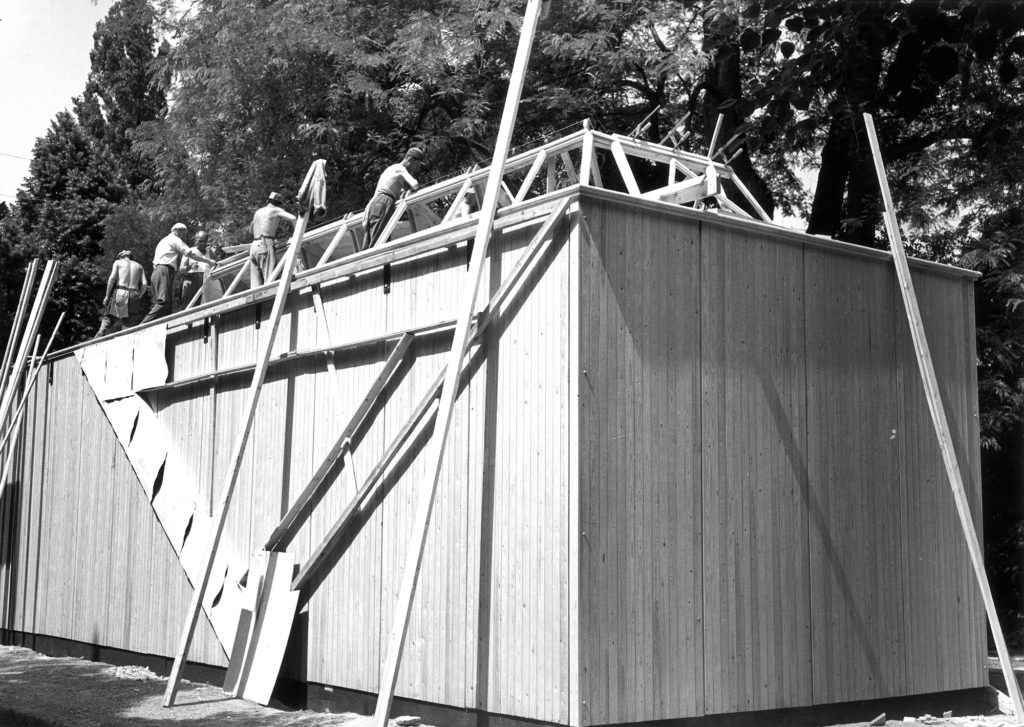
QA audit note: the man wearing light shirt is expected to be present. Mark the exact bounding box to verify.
[141,223,215,324]
[361,147,424,251]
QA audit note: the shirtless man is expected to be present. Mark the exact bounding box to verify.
[94,250,148,338]
[249,192,297,287]
[361,147,424,250]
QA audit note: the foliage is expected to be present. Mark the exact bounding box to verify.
[0,0,168,346]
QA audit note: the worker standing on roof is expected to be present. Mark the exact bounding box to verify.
[249,192,297,287]
[361,147,424,251]
[178,230,210,309]
[141,223,216,324]
[94,250,148,338]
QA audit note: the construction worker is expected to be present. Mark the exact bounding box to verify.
[249,192,296,287]
[141,223,215,324]
[94,251,148,338]
[178,230,210,309]
[361,147,424,251]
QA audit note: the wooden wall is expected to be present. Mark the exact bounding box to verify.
[0,188,986,727]
[575,191,985,725]
[1,199,574,724]
[0,355,226,667]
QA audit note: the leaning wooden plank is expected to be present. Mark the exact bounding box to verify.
[223,552,270,695]
[864,111,1024,721]
[163,162,319,708]
[371,4,544,716]
[0,260,39,392]
[226,551,299,706]
[261,332,413,552]
[0,261,57,436]
[0,312,64,491]
[293,197,569,596]
[0,312,64,454]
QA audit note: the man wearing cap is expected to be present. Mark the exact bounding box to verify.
[249,192,297,287]
[94,250,149,338]
[178,230,211,309]
[361,147,424,250]
[141,223,215,324]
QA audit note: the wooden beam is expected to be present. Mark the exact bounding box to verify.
[560,151,579,184]
[442,175,475,223]
[610,139,641,196]
[291,368,442,595]
[579,129,595,186]
[163,161,318,707]
[0,261,57,437]
[0,260,38,388]
[0,312,64,454]
[729,172,773,223]
[292,197,570,599]
[374,198,408,247]
[311,284,344,401]
[0,312,64,491]
[515,149,547,203]
[864,112,1024,722]
[163,194,571,332]
[147,320,450,394]
[260,332,413,552]
[371,5,551,696]
[316,219,352,267]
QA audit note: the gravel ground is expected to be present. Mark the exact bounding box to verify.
[0,644,1019,727]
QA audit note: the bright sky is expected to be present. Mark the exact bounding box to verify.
[0,0,115,203]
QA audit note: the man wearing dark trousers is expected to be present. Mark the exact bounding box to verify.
[361,147,424,251]
[141,223,215,324]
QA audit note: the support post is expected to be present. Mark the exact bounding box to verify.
[864,112,1024,722]
[0,261,57,437]
[163,162,321,707]
[0,312,64,492]
[372,4,544,716]
[0,260,39,389]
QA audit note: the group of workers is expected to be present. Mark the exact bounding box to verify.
[94,146,426,338]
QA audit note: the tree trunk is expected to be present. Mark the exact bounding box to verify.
[701,6,775,220]
[807,109,852,236]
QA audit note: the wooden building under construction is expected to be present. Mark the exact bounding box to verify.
[0,129,987,725]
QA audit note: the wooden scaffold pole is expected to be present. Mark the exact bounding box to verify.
[163,161,323,707]
[371,1,545,724]
[864,112,1024,722]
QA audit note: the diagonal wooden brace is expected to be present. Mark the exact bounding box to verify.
[261,332,413,553]
[292,197,571,597]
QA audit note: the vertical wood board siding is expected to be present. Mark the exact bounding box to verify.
[576,201,704,724]
[575,194,984,724]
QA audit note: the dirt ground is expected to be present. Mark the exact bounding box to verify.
[0,644,1020,727]
[0,645,428,727]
